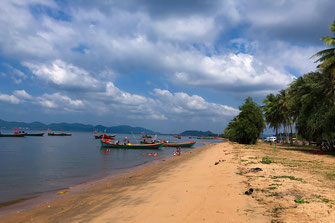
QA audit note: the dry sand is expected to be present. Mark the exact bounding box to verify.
[0,142,269,223]
[3,141,335,223]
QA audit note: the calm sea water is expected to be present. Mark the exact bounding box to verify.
[0,132,220,204]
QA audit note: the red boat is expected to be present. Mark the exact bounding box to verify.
[93,131,115,139]
[13,128,44,136]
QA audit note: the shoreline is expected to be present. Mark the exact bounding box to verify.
[0,143,211,220]
[1,141,271,222]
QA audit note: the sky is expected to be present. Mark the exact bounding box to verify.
[0,0,334,133]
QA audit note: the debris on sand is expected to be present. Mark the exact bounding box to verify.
[249,167,263,173]
[245,188,254,195]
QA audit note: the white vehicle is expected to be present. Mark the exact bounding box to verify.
[265,136,276,142]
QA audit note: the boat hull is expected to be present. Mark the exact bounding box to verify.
[27,133,44,136]
[101,140,163,149]
[163,141,196,147]
[0,133,25,137]
[95,134,115,139]
[48,133,72,136]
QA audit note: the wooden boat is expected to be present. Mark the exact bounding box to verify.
[93,131,115,139]
[141,135,152,139]
[26,133,44,136]
[13,128,44,136]
[163,141,196,147]
[101,137,163,149]
[48,132,72,136]
[0,133,25,137]
[173,135,182,139]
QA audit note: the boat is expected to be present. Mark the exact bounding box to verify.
[173,135,182,139]
[48,132,72,136]
[94,134,115,139]
[141,135,152,139]
[163,141,196,147]
[101,136,163,149]
[26,133,44,136]
[13,128,27,136]
[93,131,115,139]
[0,133,25,137]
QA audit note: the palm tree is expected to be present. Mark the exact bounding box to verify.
[313,21,335,75]
[263,94,283,141]
[278,89,292,143]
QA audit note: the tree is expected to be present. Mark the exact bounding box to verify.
[224,97,265,144]
[262,93,283,140]
[313,21,335,75]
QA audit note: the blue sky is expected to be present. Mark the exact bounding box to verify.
[0,0,334,133]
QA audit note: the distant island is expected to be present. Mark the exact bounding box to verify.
[0,119,157,134]
[179,130,217,136]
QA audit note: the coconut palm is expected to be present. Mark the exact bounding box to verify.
[313,21,335,75]
[263,94,283,141]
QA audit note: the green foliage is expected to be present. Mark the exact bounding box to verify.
[262,21,335,149]
[261,156,272,164]
[224,97,265,144]
[312,21,335,74]
[271,175,303,181]
[294,196,310,204]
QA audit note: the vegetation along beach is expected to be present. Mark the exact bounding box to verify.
[1,1,335,222]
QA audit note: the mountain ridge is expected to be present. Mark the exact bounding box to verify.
[0,119,157,134]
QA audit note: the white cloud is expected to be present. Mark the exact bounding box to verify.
[152,89,239,119]
[23,60,100,90]
[167,52,295,94]
[36,93,84,111]
[0,94,20,104]
[13,90,33,100]
[152,16,219,43]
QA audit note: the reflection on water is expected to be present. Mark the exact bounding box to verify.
[0,132,221,204]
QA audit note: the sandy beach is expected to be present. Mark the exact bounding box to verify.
[2,141,335,222]
[0,142,269,223]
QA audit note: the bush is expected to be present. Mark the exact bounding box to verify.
[224,97,265,144]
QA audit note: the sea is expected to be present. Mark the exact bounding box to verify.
[0,132,221,205]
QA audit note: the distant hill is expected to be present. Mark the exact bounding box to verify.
[180,130,216,136]
[0,119,156,134]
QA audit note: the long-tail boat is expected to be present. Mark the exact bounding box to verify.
[101,135,163,149]
[48,132,72,136]
[47,129,72,136]
[93,131,115,139]
[26,133,45,136]
[0,133,25,137]
[15,129,44,136]
[163,141,196,147]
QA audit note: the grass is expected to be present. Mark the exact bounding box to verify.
[246,161,257,165]
[322,198,330,203]
[294,196,309,204]
[236,172,242,175]
[266,186,277,190]
[271,175,303,182]
[266,192,279,197]
[261,156,272,164]
[325,172,335,180]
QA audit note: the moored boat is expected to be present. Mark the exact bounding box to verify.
[163,141,196,147]
[48,132,72,136]
[101,136,163,149]
[26,133,45,136]
[0,133,25,137]
[93,131,115,139]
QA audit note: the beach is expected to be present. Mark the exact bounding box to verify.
[2,141,335,222]
[1,142,269,222]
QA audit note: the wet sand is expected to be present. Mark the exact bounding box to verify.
[1,142,269,222]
